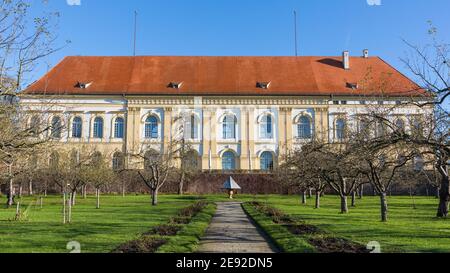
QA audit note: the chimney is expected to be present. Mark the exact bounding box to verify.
[363,49,369,58]
[342,51,350,70]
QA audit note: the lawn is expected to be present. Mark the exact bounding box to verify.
[0,194,198,253]
[0,194,448,253]
[245,195,450,253]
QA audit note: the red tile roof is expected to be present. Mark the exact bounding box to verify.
[24,56,426,97]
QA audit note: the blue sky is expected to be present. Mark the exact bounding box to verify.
[29,0,450,93]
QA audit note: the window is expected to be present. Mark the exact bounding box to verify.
[114,117,125,139]
[412,118,423,137]
[376,122,385,138]
[145,116,159,139]
[92,152,102,166]
[256,82,271,89]
[395,119,405,133]
[223,115,236,139]
[341,101,347,105]
[335,118,346,141]
[333,101,340,105]
[70,150,80,166]
[112,152,125,171]
[297,116,312,139]
[49,152,59,168]
[183,150,199,170]
[51,116,62,139]
[30,116,40,136]
[222,151,236,171]
[185,114,198,139]
[413,155,424,171]
[260,152,274,171]
[93,117,104,138]
[144,150,159,170]
[260,114,273,139]
[72,117,83,138]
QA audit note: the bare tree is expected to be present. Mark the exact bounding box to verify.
[80,151,115,209]
[401,23,449,217]
[0,0,64,207]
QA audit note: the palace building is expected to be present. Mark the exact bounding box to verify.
[22,52,429,172]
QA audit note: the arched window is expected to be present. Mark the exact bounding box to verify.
[92,152,102,166]
[222,151,236,171]
[144,150,159,169]
[93,117,104,138]
[223,115,236,139]
[145,116,159,139]
[185,114,198,139]
[114,117,125,139]
[30,115,40,136]
[412,118,423,137]
[49,152,59,168]
[51,116,62,139]
[260,115,273,139]
[335,118,346,141]
[183,150,199,170]
[112,152,125,171]
[395,119,405,133]
[72,117,83,138]
[413,155,424,171]
[260,152,274,171]
[376,122,385,138]
[70,150,80,167]
[297,116,312,139]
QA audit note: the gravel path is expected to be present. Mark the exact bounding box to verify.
[197,202,278,253]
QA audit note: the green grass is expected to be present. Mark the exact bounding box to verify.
[0,194,198,253]
[249,195,450,253]
[0,194,448,253]
[157,203,216,253]
[242,203,315,253]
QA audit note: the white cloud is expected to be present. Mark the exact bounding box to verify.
[67,0,81,6]
[367,0,382,6]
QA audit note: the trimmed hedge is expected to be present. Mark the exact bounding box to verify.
[157,203,216,253]
[242,203,315,253]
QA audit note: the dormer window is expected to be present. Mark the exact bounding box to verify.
[168,82,183,89]
[346,82,358,90]
[75,81,92,89]
[256,81,271,89]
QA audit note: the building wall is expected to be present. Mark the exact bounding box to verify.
[20,95,431,171]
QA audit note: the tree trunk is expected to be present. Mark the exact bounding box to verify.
[39,196,43,208]
[359,184,364,199]
[71,191,76,206]
[301,191,307,204]
[96,189,100,209]
[315,191,321,209]
[178,172,185,195]
[62,192,66,224]
[437,175,449,218]
[340,195,348,214]
[18,184,22,198]
[83,185,87,199]
[436,186,440,199]
[409,186,416,210]
[68,194,72,223]
[151,189,158,206]
[308,188,312,198]
[7,174,14,208]
[28,179,33,196]
[380,192,388,222]
[351,191,356,207]
[122,182,126,197]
